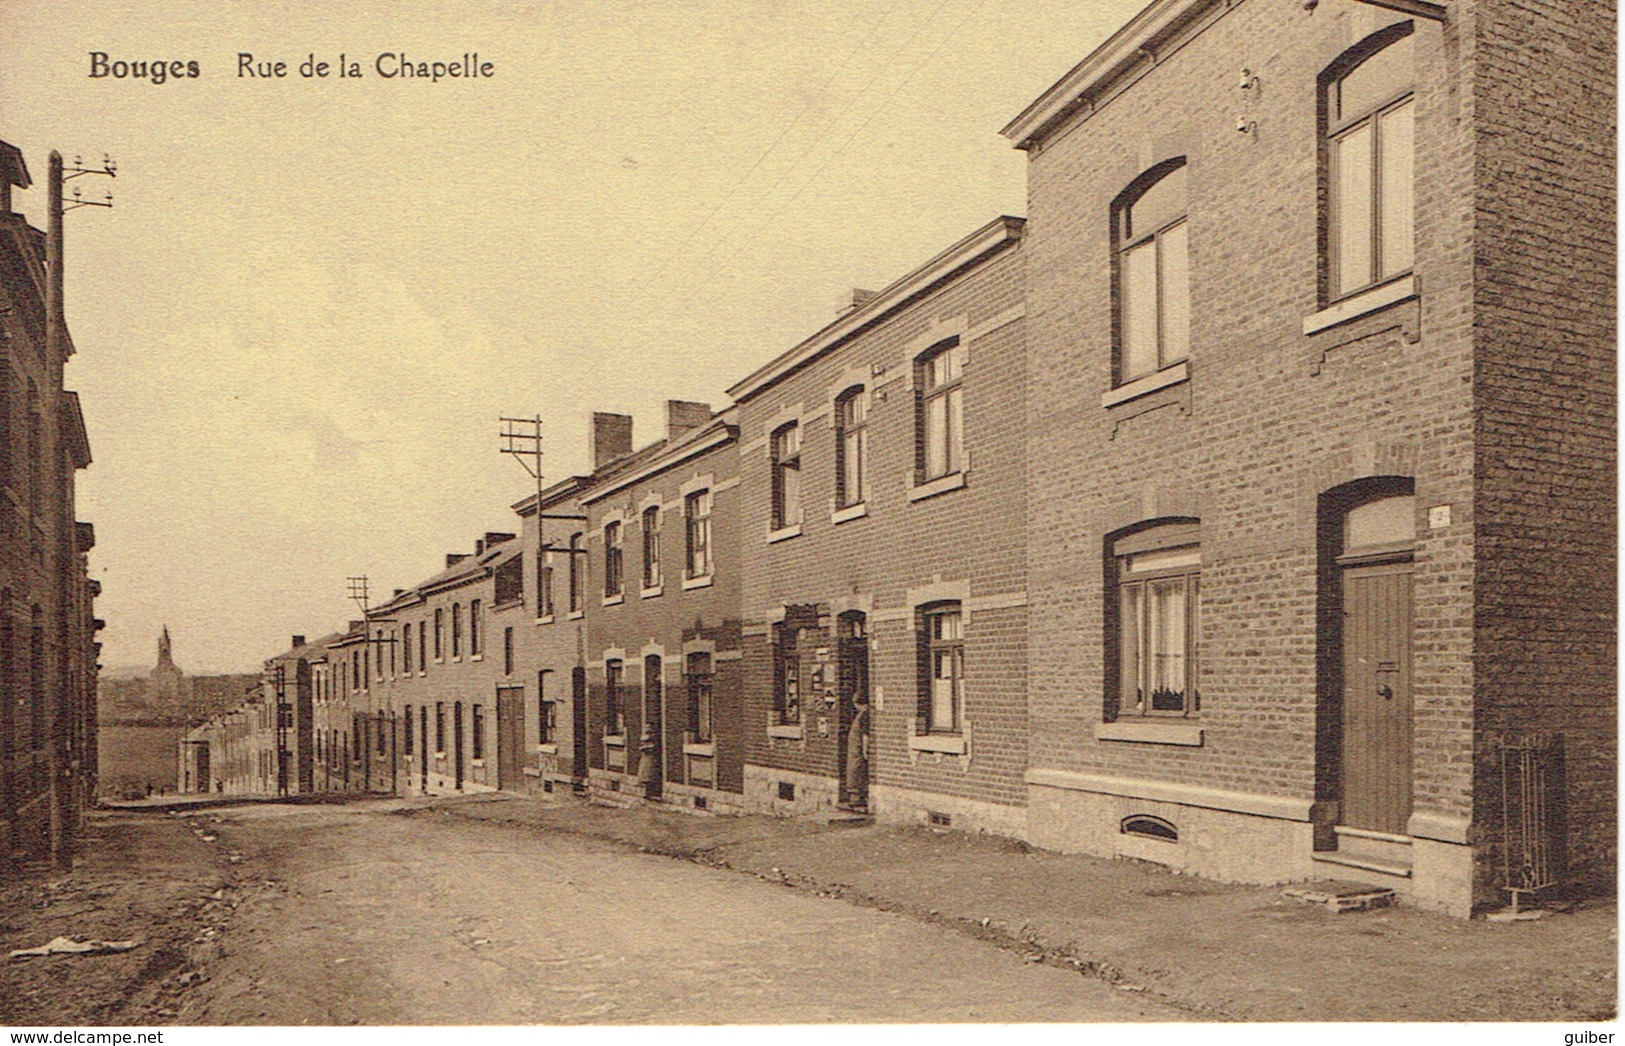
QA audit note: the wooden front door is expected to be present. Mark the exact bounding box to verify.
[1340,561,1413,835]
[837,614,870,811]
[453,702,465,791]
[571,667,588,789]
[418,706,429,793]
[496,687,524,791]
[643,656,663,800]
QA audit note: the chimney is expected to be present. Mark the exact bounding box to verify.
[348,620,364,634]
[484,531,516,548]
[446,553,470,568]
[591,412,634,470]
[393,589,404,598]
[291,635,306,650]
[665,401,711,444]
[475,539,486,556]
[840,287,877,316]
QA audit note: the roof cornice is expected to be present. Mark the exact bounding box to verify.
[1001,0,1224,150]
[725,216,1025,403]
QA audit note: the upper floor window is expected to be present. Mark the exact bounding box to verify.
[419,618,428,668]
[451,603,464,658]
[403,623,413,673]
[1112,521,1201,718]
[917,339,965,480]
[1325,25,1415,300]
[568,532,585,612]
[1114,160,1189,385]
[503,626,515,675]
[538,552,555,618]
[434,608,444,660]
[642,506,662,589]
[469,599,482,656]
[835,387,868,508]
[919,602,964,734]
[685,490,713,578]
[604,521,624,598]
[771,423,802,530]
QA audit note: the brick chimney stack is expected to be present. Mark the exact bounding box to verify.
[591,412,634,470]
[665,400,711,444]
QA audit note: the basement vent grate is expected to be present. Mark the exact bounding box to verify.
[777,782,795,802]
[694,795,707,810]
[928,811,952,827]
[1121,815,1179,841]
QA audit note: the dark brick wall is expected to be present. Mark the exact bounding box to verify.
[1469,0,1617,900]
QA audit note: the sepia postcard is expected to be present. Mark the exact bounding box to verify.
[0,0,1615,1040]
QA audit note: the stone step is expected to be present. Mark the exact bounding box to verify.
[1283,878,1398,912]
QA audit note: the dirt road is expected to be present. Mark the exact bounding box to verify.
[169,799,1168,1024]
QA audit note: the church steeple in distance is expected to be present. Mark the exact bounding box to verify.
[157,625,175,670]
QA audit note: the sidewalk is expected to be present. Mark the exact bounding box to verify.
[425,791,1617,1023]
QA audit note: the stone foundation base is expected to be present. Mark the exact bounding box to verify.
[1026,771,1477,916]
[742,765,842,817]
[423,771,496,797]
[870,784,1026,839]
[662,780,748,816]
[1026,772,1317,884]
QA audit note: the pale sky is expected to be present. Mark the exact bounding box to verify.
[1,0,1144,674]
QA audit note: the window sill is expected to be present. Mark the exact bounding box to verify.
[535,615,554,626]
[435,751,447,760]
[522,766,542,777]
[471,759,486,768]
[640,584,664,599]
[1102,361,1189,408]
[1095,720,1204,746]
[492,599,523,613]
[602,593,624,607]
[470,654,484,662]
[681,574,715,591]
[831,503,868,525]
[908,471,967,503]
[767,523,803,544]
[683,741,716,757]
[536,743,558,755]
[604,734,626,748]
[567,610,585,621]
[417,671,426,678]
[1303,275,1417,335]
[909,733,967,755]
[767,723,804,740]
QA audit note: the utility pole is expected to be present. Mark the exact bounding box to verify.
[45,150,113,869]
[346,576,372,793]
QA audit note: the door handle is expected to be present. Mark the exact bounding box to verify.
[1377,684,1394,700]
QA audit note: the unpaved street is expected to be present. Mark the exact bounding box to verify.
[176,799,1167,1024]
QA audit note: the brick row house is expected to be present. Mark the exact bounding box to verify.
[0,140,101,863]
[577,405,745,813]
[729,218,1030,834]
[204,0,1610,916]
[1006,0,1613,915]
